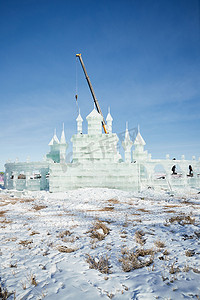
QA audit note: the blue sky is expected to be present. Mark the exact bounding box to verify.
[0,0,200,170]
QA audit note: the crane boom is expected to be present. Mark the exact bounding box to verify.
[76,53,107,134]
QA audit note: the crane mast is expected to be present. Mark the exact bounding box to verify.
[76,53,107,134]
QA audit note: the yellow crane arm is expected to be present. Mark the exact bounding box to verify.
[76,53,107,134]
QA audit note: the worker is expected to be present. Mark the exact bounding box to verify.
[189,165,193,177]
[172,165,177,175]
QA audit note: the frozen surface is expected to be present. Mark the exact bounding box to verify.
[0,187,200,299]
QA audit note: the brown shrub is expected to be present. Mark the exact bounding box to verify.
[164,210,176,214]
[183,264,190,272]
[164,205,181,208]
[168,215,195,225]
[119,247,154,272]
[33,205,47,211]
[137,208,151,213]
[0,210,7,217]
[0,284,13,299]
[135,230,146,245]
[86,254,112,274]
[20,198,34,203]
[30,274,37,286]
[135,248,154,257]
[169,262,180,274]
[185,249,195,257]
[89,220,110,241]
[57,246,77,253]
[19,240,33,246]
[154,240,165,248]
[100,206,114,212]
[107,198,120,204]
[163,249,170,256]
[193,268,200,274]
[30,231,40,236]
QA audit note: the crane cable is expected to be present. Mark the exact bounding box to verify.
[75,56,79,115]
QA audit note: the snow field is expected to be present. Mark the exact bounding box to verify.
[0,187,200,299]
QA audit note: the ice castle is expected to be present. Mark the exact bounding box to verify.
[4,107,200,192]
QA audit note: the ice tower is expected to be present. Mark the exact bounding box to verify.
[122,122,133,163]
[132,126,149,161]
[46,127,68,163]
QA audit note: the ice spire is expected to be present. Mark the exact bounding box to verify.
[48,129,60,145]
[123,122,132,146]
[134,125,146,146]
[76,108,83,134]
[60,123,66,144]
[122,122,133,163]
[106,106,113,133]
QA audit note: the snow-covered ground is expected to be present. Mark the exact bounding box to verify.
[0,187,200,299]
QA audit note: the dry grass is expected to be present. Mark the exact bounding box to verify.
[0,218,12,225]
[164,210,176,214]
[33,205,47,211]
[21,281,27,290]
[30,274,37,286]
[135,248,154,257]
[58,230,72,238]
[86,254,112,274]
[0,284,13,299]
[137,208,151,213]
[119,247,154,272]
[194,231,200,238]
[63,210,76,216]
[5,237,17,242]
[107,198,120,204]
[89,220,110,241]
[132,219,142,224]
[163,249,170,256]
[135,230,146,245]
[164,205,181,208]
[30,231,40,236]
[100,206,115,212]
[168,215,195,225]
[10,263,17,268]
[183,264,190,272]
[57,246,77,253]
[20,198,35,203]
[120,234,127,239]
[62,236,78,243]
[123,215,129,227]
[169,262,180,274]
[193,268,200,274]
[185,249,195,257]
[181,200,197,206]
[0,210,7,217]
[19,240,33,246]
[131,213,141,216]
[154,240,165,248]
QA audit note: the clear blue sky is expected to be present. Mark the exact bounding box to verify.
[0,0,200,170]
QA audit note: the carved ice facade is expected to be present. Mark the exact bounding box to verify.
[4,107,200,192]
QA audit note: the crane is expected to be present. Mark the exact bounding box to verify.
[76,53,108,134]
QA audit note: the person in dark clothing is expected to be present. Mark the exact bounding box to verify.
[189,165,193,177]
[172,165,177,175]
